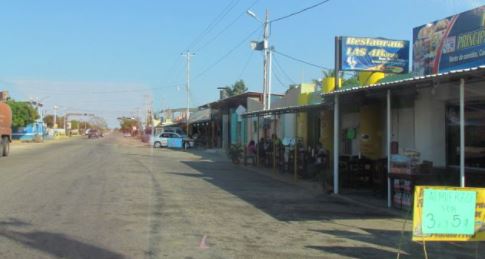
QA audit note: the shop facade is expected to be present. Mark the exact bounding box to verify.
[205,92,265,150]
[325,66,485,208]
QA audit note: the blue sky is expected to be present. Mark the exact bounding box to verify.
[0,0,484,127]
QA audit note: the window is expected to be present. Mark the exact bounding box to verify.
[446,102,485,169]
[161,133,171,138]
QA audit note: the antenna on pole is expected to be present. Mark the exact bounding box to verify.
[181,51,195,132]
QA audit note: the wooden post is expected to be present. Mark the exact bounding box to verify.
[387,89,392,207]
[460,78,465,187]
[333,95,340,194]
[273,114,277,174]
[256,115,260,167]
[211,121,214,148]
[294,113,298,181]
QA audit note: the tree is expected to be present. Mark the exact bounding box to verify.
[225,80,248,97]
[90,116,108,130]
[119,117,139,133]
[43,114,65,128]
[342,74,360,87]
[322,70,361,88]
[70,120,80,129]
[322,69,337,79]
[6,100,39,129]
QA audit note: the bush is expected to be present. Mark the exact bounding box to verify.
[228,144,243,164]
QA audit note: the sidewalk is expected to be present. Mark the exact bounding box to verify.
[193,148,409,218]
[10,135,81,154]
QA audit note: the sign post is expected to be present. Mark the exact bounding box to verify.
[413,186,485,241]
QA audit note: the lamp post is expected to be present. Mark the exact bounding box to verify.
[247,9,272,110]
[53,105,58,129]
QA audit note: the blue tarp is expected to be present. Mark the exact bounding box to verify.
[167,138,183,148]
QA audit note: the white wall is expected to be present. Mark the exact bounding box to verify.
[392,107,416,153]
[282,113,296,138]
[414,88,447,166]
[341,112,360,156]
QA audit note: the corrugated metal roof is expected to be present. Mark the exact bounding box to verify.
[242,103,329,118]
[242,66,485,118]
[322,65,485,96]
[188,108,211,124]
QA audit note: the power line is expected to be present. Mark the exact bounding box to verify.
[187,0,241,51]
[195,0,261,52]
[272,69,288,90]
[161,0,241,90]
[238,51,255,79]
[7,84,181,95]
[273,54,296,84]
[271,0,332,23]
[193,26,262,80]
[273,49,330,70]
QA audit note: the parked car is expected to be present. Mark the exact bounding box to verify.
[162,127,186,135]
[87,129,102,139]
[151,132,194,149]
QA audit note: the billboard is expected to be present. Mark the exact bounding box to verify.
[339,36,409,74]
[413,5,485,76]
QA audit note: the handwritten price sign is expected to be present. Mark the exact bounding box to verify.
[422,189,476,235]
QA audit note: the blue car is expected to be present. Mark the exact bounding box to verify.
[151,132,194,149]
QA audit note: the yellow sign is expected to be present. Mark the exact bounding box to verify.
[413,186,485,241]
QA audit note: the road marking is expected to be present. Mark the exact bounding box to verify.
[198,235,209,249]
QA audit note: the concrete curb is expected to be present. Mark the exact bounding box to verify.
[190,149,409,218]
[242,164,409,218]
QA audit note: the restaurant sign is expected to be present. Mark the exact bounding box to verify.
[413,5,485,76]
[339,36,409,74]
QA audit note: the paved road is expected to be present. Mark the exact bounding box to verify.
[0,134,479,258]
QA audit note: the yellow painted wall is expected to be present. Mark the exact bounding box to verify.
[297,83,316,105]
[359,104,383,160]
[296,112,308,146]
[294,83,316,146]
[322,77,343,93]
[358,72,385,86]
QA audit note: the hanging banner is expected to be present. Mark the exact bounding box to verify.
[339,36,409,74]
[413,5,485,76]
[413,186,485,241]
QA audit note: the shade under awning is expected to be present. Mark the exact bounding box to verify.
[188,109,211,124]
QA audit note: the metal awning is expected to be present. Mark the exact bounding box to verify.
[322,65,485,97]
[242,102,330,118]
[188,109,211,124]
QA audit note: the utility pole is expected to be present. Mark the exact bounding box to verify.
[248,9,272,110]
[53,105,58,129]
[182,51,195,125]
[263,10,272,110]
[144,94,152,128]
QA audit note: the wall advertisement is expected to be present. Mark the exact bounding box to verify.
[413,5,485,76]
[339,36,409,74]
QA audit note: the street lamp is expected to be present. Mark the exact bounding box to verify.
[53,105,58,129]
[247,9,272,111]
[246,10,261,22]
